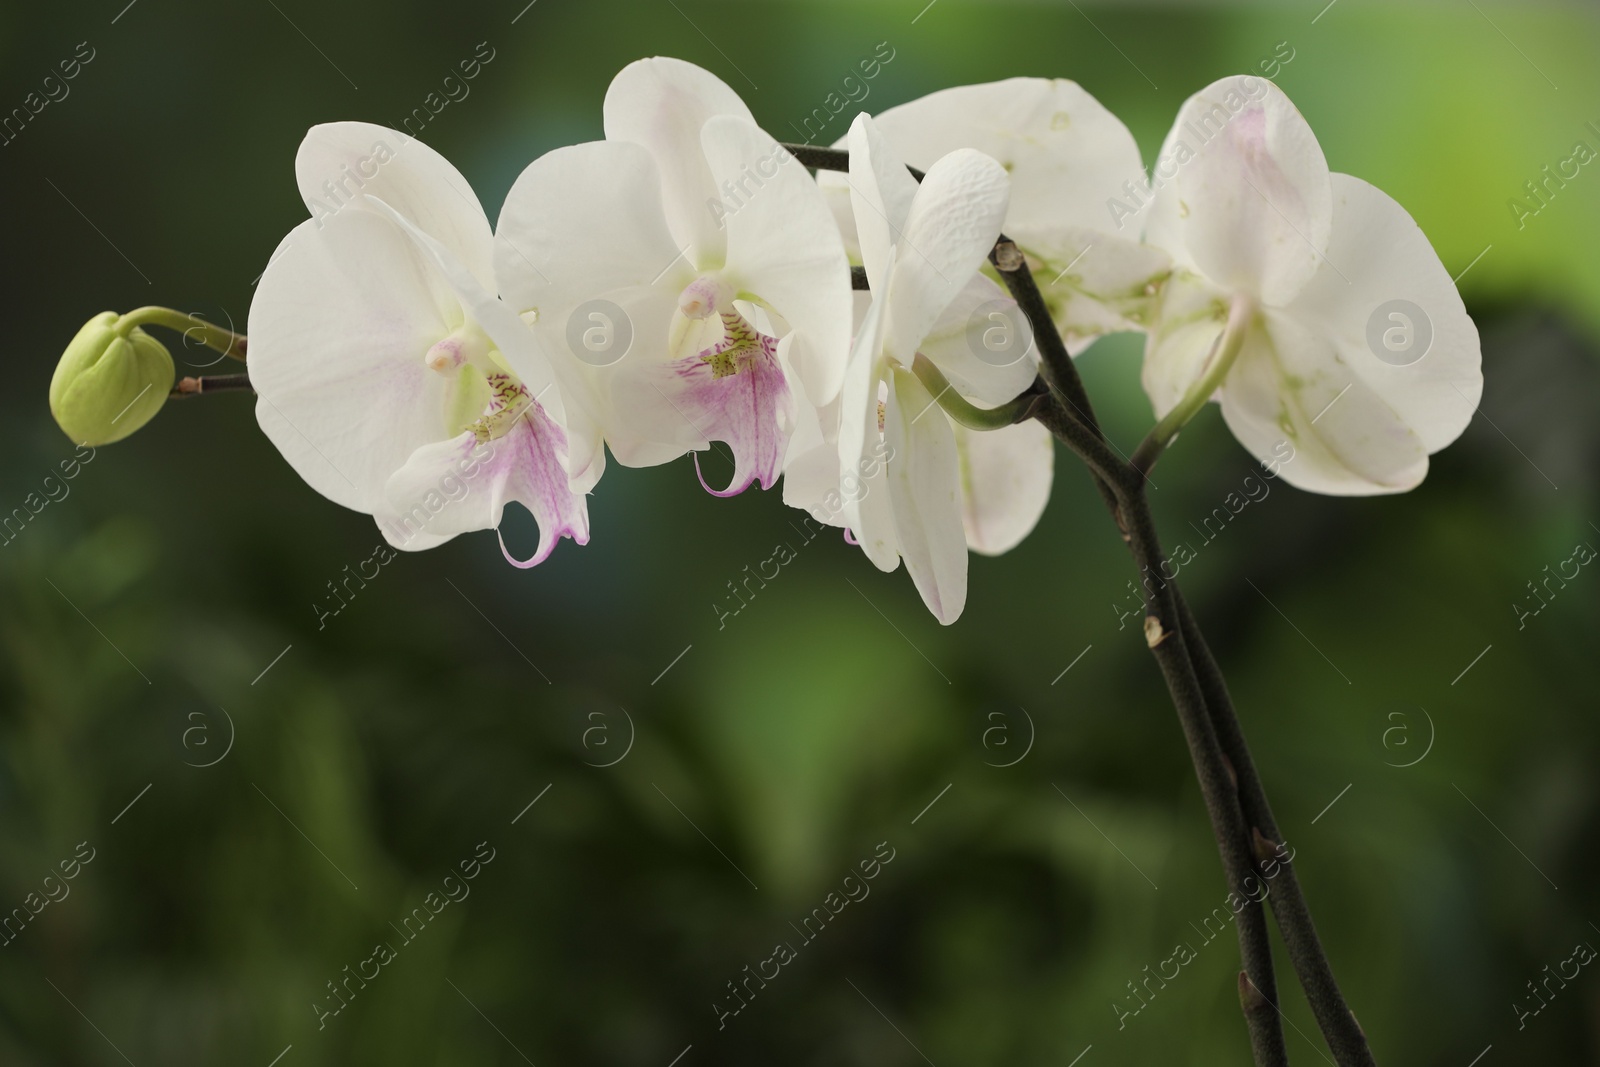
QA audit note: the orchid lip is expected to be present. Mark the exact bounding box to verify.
[468,373,537,443]
[699,309,772,379]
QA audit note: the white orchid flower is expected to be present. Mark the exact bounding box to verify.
[1139,75,1483,495]
[827,114,1053,626]
[494,58,852,498]
[249,122,589,565]
[819,77,1172,351]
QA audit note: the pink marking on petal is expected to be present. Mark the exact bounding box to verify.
[488,403,590,568]
[843,528,859,546]
[655,331,794,499]
[690,451,725,496]
[1233,106,1267,149]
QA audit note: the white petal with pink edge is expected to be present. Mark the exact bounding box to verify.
[1146,76,1331,308]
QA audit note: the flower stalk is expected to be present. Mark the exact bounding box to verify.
[171,372,253,397]
[116,306,248,362]
[1018,299,1374,1067]
[790,140,1313,1064]
[1130,293,1254,477]
[909,354,1037,430]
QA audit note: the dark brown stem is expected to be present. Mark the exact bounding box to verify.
[986,240,1103,441]
[1108,440,1289,1067]
[1175,590,1376,1066]
[170,372,252,397]
[793,133,1368,1063]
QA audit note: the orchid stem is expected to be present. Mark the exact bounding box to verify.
[170,372,252,397]
[1174,588,1376,1065]
[798,135,1370,1064]
[910,355,1037,430]
[1111,450,1290,1067]
[1000,272,1371,1064]
[117,306,248,362]
[1030,385,1375,1067]
[1130,294,1254,478]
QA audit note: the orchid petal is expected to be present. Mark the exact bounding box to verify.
[858,77,1147,243]
[837,288,899,571]
[703,116,853,407]
[603,57,755,268]
[495,140,689,318]
[845,113,919,295]
[295,122,495,290]
[1285,174,1482,454]
[779,392,845,526]
[885,366,967,624]
[381,416,589,566]
[918,273,1038,405]
[953,418,1054,556]
[1024,227,1173,349]
[249,214,452,514]
[1220,310,1428,495]
[364,194,588,515]
[883,148,1010,366]
[365,195,568,435]
[494,140,692,487]
[1147,76,1331,307]
[1140,270,1230,419]
[612,323,795,495]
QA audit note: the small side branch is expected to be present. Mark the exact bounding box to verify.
[171,373,253,397]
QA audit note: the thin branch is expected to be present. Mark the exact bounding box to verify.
[984,238,1126,523]
[1175,590,1376,1065]
[170,372,252,397]
[795,131,1374,1066]
[1108,457,1291,1067]
[1130,294,1253,478]
[120,306,247,362]
[910,355,1040,430]
[986,240,1103,441]
[981,187,1369,1064]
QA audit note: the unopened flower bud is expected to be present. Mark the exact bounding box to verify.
[49,312,175,445]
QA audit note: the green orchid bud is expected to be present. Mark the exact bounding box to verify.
[49,312,175,446]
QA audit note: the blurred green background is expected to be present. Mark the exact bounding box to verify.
[3,0,1599,1063]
